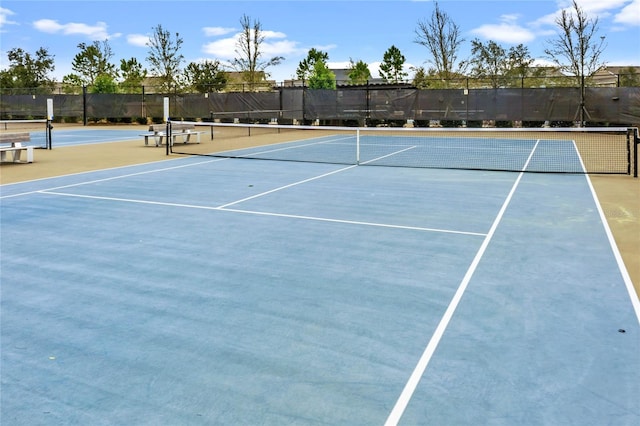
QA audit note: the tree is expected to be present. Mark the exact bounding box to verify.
[379,45,407,84]
[0,47,56,92]
[296,48,329,81]
[618,66,639,87]
[67,40,116,86]
[544,0,606,124]
[411,66,430,89]
[90,73,118,93]
[184,60,227,93]
[347,59,371,85]
[469,40,535,88]
[308,61,336,89]
[231,14,284,90]
[414,0,466,84]
[469,39,506,88]
[505,44,536,83]
[146,24,184,92]
[61,74,84,94]
[119,58,147,93]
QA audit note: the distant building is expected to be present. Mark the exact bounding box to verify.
[591,66,640,86]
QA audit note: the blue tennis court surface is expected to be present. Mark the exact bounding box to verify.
[25,127,142,148]
[2,145,639,424]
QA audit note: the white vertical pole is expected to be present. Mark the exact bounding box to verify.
[46,98,54,120]
[163,97,170,123]
[46,98,54,149]
[356,128,360,165]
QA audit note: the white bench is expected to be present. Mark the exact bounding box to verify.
[140,123,205,147]
[0,133,34,163]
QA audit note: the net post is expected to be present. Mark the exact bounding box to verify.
[166,120,171,156]
[356,128,360,165]
[164,97,170,156]
[46,98,54,149]
[634,128,639,178]
[46,120,53,149]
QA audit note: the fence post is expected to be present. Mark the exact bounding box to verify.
[82,85,87,126]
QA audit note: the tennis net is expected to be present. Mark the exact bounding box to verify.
[169,121,638,175]
[0,119,52,149]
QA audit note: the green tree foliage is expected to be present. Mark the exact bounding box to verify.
[410,65,465,89]
[296,48,329,81]
[619,67,640,87]
[67,40,117,86]
[469,40,535,88]
[469,39,505,88]
[347,59,371,85]
[61,74,84,94]
[146,24,184,92]
[414,1,466,82]
[184,60,227,93]
[0,47,56,92]
[379,45,408,83]
[308,61,336,89]
[232,14,284,89]
[411,66,430,89]
[90,73,118,93]
[119,58,147,93]
[506,44,535,79]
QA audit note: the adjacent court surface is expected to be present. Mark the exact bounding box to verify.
[1,128,639,425]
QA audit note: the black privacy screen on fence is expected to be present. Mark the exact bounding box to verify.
[1,86,639,126]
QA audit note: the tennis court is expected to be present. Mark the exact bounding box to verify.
[1,125,639,425]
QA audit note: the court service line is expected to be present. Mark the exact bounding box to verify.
[0,157,226,199]
[216,164,358,209]
[221,207,486,236]
[384,140,541,426]
[37,190,486,237]
[359,146,417,165]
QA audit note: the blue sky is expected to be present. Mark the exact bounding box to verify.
[1,0,638,83]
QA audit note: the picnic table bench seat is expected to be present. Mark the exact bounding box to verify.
[140,123,205,147]
[0,132,34,163]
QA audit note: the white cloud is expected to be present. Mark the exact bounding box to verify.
[536,0,635,27]
[471,14,536,44]
[202,38,237,59]
[312,44,338,52]
[202,29,306,60]
[32,19,116,40]
[203,27,236,37]
[0,7,17,31]
[557,0,629,16]
[127,34,150,47]
[262,39,304,57]
[614,0,640,26]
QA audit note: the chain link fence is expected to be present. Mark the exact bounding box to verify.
[1,82,639,127]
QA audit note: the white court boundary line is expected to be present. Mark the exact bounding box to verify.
[33,146,486,237]
[39,158,486,237]
[569,140,640,323]
[585,176,640,322]
[38,190,486,237]
[0,157,225,199]
[384,139,541,426]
